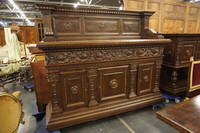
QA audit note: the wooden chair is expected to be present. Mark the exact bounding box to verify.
[0,91,24,133]
[187,57,200,98]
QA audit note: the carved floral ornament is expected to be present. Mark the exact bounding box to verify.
[46,47,164,65]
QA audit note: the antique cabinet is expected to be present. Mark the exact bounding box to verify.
[17,25,36,44]
[160,34,200,96]
[36,4,171,131]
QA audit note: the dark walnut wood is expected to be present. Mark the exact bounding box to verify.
[156,95,200,133]
[36,4,171,131]
[160,34,200,96]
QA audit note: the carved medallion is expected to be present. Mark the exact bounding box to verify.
[98,23,106,31]
[110,79,118,89]
[71,86,78,94]
[64,22,72,29]
[143,75,148,83]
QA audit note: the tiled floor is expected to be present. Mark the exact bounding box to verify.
[2,82,180,133]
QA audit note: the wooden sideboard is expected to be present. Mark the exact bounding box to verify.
[160,34,200,96]
[37,4,171,131]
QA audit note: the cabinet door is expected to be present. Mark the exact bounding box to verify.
[61,70,88,111]
[98,65,129,102]
[137,63,155,95]
[181,42,195,64]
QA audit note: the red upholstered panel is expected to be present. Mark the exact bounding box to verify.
[192,63,200,86]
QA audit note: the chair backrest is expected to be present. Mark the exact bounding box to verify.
[0,91,24,133]
[187,57,200,98]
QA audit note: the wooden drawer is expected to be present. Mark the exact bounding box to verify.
[122,19,141,34]
[98,65,129,102]
[180,42,195,64]
[84,17,119,34]
[53,16,81,35]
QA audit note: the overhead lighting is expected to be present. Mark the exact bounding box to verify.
[74,2,80,8]
[7,0,31,25]
[119,6,123,10]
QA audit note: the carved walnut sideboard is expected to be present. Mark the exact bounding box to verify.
[160,34,200,96]
[36,4,171,131]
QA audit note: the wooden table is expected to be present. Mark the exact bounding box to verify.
[156,95,200,133]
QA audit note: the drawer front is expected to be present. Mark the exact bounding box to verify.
[122,19,141,34]
[98,65,129,102]
[61,70,87,110]
[137,63,155,95]
[53,16,81,35]
[181,43,195,64]
[84,17,119,34]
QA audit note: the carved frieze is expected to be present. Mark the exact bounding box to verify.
[46,47,164,65]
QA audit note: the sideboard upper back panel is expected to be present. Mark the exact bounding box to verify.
[38,4,154,41]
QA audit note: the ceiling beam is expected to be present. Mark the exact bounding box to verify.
[0,9,40,14]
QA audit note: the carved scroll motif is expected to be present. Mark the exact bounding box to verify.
[88,68,98,107]
[129,64,137,98]
[46,47,164,65]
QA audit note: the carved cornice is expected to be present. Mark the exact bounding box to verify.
[37,39,171,51]
[45,47,164,65]
[36,4,154,16]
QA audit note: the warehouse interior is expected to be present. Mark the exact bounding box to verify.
[0,0,200,133]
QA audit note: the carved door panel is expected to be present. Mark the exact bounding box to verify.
[60,70,88,111]
[98,65,129,102]
[181,42,195,64]
[137,63,155,95]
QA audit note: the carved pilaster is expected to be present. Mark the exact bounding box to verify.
[87,68,98,107]
[129,63,137,98]
[48,73,62,114]
[154,60,162,92]
[171,70,178,86]
[175,47,181,65]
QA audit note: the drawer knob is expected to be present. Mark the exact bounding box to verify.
[110,79,118,89]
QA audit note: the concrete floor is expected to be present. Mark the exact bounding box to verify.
[2,82,180,133]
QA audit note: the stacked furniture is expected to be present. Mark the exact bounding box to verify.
[36,4,171,131]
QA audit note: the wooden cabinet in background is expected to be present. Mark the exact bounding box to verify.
[160,34,200,96]
[35,18,44,43]
[0,26,5,47]
[31,61,51,112]
[17,26,36,44]
[37,4,171,131]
